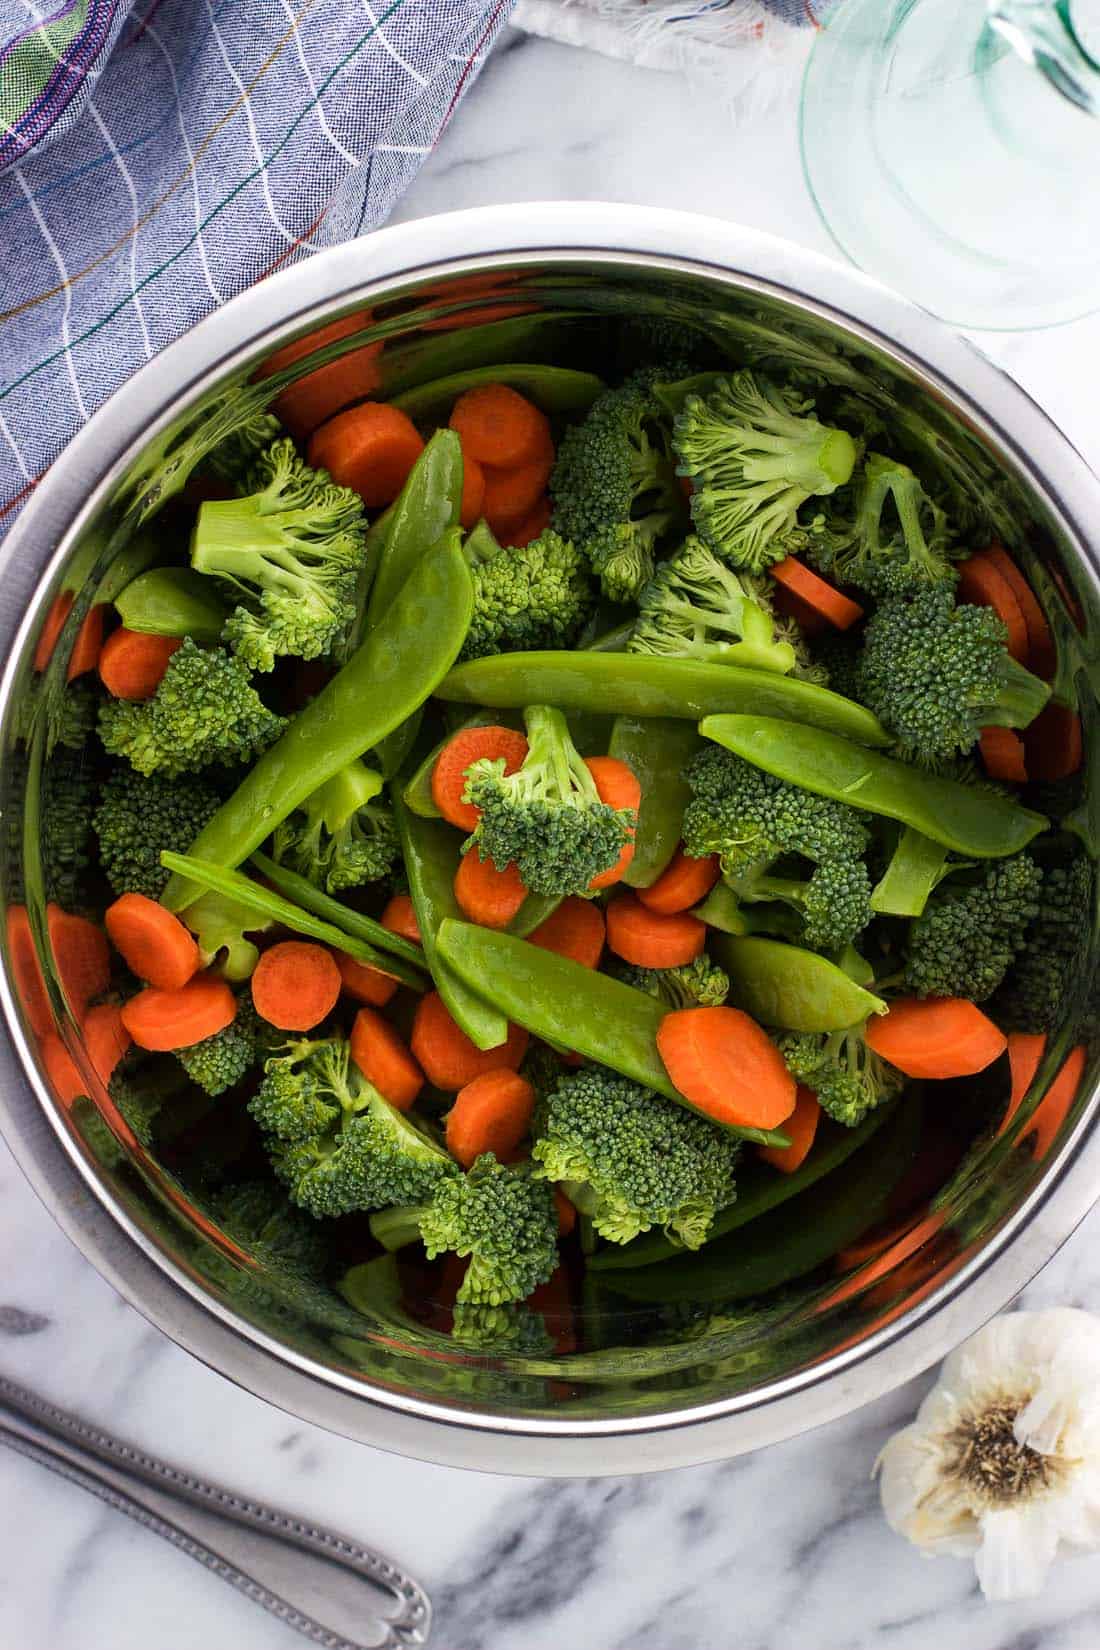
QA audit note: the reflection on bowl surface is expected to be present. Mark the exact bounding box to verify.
[1,208,1098,1475]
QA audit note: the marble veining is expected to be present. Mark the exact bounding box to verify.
[4,25,1100,1649]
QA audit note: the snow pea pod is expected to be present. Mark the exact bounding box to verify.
[394,796,508,1051]
[609,715,702,888]
[601,1095,922,1306]
[162,536,473,912]
[870,826,952,917]
[364,429,463,632]
[391,363,604,424]
[700,715,1048,859]
[378,311,585,399]
[435,920,790,1147]
[114,567,227,642]
[690,881,749,934]
[508,892,562,938]
[712,934,886,1032]
[590,1100,898,1270]
[437,653,892,747]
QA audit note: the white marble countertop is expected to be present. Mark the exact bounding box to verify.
[4,26,1100,1650]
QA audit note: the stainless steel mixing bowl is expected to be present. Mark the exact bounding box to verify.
[2,204,1098,1476]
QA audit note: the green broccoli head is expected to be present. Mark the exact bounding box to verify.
[177,994,277,1096]
[682,746,872,952]
[204,1179,327,1279]
[904,853,1043,1003]
[779,1025,904,1128]
[550,372,685,603]
[94,766,223,898]
[204,414,283,488]
[672,371,857,574]
[994,847,1093,1035]
[464,704,635,897]
[629,536,797,674]
[531,1065,740,1249]
[191,437,368,670]
[611,953,730,1009]
[418,1154,560,1308]
[856,587,1050,767]
[804,452,957,596]
[249,1035,456,1220]
[271,758,398,894]
[460,526,594,662]
[98,638,286,777]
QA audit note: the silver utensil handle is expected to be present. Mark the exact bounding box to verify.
[0,1373,430,1650]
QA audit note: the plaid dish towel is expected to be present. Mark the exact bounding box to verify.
[0,0,515,532]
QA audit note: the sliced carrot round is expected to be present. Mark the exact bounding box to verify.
[864,997,1006,1078]
[757,1086,820,1173]
[637,848,720,915]
[459,452,486,532]
[350,1005,424,1111]
[121,973,236,1051]
[105,892,200,991]
[445,1068,536,1167]
[98,628,181,700]
[449,384,551,470]
[982,543,1056,678]
[504,495,552,548]
[770,557,864,631]
[979,725,1028,784]
[586,755,640,890]
[66,605,106,682]
[956,556,1029,663]
[605,894,706,969]
[454,850,528,929]
[656,1005,797,1130]
[256,312,383,442]
[481,434,555,541]
[84,1001,132,1085]
[431,724,529,833]
[529,897,605,968]
[41,1033,88,1106]
[308,403,424,509]
[334,950,399,1008]
[410,990,529,1092]
[1023,701,1082,781]
[251,941,341,1031]
[381,893,421,946]
[47,905,111,1021]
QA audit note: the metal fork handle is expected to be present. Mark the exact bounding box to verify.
[0,1373,431,1650]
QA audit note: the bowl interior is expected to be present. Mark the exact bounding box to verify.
[3,249,1099,1432]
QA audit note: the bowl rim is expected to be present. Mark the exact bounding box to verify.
[2,201,1099,1476]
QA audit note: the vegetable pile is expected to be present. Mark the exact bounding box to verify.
[11,325,1095,1353]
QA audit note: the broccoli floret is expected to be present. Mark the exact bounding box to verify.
[804,453,957,596]
[40,749,96,908]
[204,415,283,488]
[98,638,286,777]
[629,536,797,674]
[903,853,1042,1002]
[74,1053,193,1164]
[459,525,594,662]
[682,745,872,952]
[270,758,397,893]
[205,1179,326,1272]
[249,1035,456,1219]
[808,629,863,702]
[181,890,274,983]
[550,372,685,602]
[463,703,635,897]
[190,438,368,670]
[671,372,857,574]
[420,1155,560,1307]
[856,587,1050,767]
[611,954,730,1008]
[994,848,1093,1034]
[94,766,223,898]
[531,1065,739,1249]
[779,1025,904,1128]
[177,995,276,1096]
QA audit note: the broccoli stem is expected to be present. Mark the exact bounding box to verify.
[979,654,1055,732]
[870,826,953,918]
[310,760,384,834]
[369,1204,428,1252]
[192,505,319,595]
[742,426,856,493]
[524,704,601,805]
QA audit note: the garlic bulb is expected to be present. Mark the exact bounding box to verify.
[877,1309,1100,1600]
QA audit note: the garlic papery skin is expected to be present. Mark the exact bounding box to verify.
[877,1309,1100,1601]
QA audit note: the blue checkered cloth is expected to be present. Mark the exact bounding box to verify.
[0,0,514,531]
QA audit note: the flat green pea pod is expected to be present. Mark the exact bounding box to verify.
[700,714,1048,859]
[394,796,508,1051]
[508,892,561,938]
[438,653,891,747]
[871,825,953,917]
[609,715,701,889]
[252,850,426,978]
[391,363,604,424]
[600,1095,922,1307]
[691,881,749,935]
[590,1100,897,1270]
[162,536,474,912]
[435,920,790,1147]
[114,566,227,642]
[713,934,886,1032]
[378,311,584,398]
[364,429,463,633]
